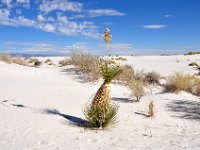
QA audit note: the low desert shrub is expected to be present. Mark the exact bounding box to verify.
[70,53,101,81]
[59,59,71,66]
[12,56,29,66]
[164,73,198,93]
[115,57,127,61]
[129,79,145,102]
[144,71,161,85]
[188,62,199,67]
[27,57,39,63]
[84,102,118,129]
[44,59,52,64]
[185,51,200,55]
[116,65,135,85]
[34,60,42,67]
[0,53,12,63]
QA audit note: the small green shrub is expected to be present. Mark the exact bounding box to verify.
[44,59,52,64]
[115,57,127,61]
[185,51,200,55]
[144,71,161,85]
[28,57,39,63]
[188,62,199,67]
[129,79,145,102]
[0,53,12,63]
[84,102,118,129]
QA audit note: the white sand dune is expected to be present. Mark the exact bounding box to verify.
[0,55,200,150]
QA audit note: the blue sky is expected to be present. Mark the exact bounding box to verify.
[0,0,200,55]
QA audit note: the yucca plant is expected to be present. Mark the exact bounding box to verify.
[85,62,122,129]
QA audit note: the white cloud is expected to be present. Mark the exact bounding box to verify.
[69,14,85,20]
[1,0,12,8]
[100,43,134,51]
[164,14,172,18]
[143,24,167,29]
[87,9,126,17]
[0,0,30,8]
[16,0,30,8]
[39,0,83,13]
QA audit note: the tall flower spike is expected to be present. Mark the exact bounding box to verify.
[103,27,112,44]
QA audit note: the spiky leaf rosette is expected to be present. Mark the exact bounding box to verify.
[99,62,123,84]
[84,102,118,128]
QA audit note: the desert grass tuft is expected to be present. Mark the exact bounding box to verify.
[164,73,200,95]
[12,56,29,66]
[188,62,199,67]
[84,102,118,129]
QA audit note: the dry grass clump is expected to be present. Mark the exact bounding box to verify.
[129,79,145,102]
[188,62,199,67]
[164,73,199,93]
[144,71,161,85]
[115,65,135,84]
[59,59,71,66]
[0,53,12,63]
[0,53,28,66]
[84,102,118,129]
[12,56,29,66]
[70,53,101,81]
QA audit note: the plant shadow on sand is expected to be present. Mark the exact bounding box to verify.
[43,108,89,127]
[166,99,200,120]
[111,97,133,103]
[60,67,91,83]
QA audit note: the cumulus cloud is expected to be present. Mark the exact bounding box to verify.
[87,9,126,17]
[39,0,83,13]
[0,0,125,38]
[0,0,30,8]
[143,24,167,29]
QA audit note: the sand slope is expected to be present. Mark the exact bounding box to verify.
[0,55,200,150]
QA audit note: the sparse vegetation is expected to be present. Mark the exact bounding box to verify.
[129,79,145,102]
[70,53,101,81]
[0,53,12,64]
[144,71,161,85]
[59,59,71,66]
[116,65,135,85]
[27,57,39,63]
[147,101,154,117]
[12,56,29,66]
[84,102,118,129]
[115,57,127,61]
[0,53,28,66]
[164,73,200,95]
[185,51,200,55]
[188,62,199,67]
[34,60,42,67]
[84,62,122,129]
